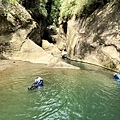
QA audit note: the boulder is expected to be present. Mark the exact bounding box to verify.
[4,39,56,64]
[0,2,42,59]
[42,40,61,58]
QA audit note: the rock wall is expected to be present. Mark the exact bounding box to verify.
[0,2,42,59]
[59,3,120,71]
[1,1,120,70]
[0,1,82,69]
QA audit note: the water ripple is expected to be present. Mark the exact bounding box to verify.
[0,64,120,120]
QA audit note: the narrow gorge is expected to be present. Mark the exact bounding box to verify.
[0,0,120,71]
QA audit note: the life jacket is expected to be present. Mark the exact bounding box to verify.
[114,73,120,80]
[38,80,43,86]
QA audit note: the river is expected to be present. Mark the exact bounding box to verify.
[0,61,120,120]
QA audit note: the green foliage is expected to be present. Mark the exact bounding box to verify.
[24,0,48,21]
[60,0,110,20]
[112,0,120,4]
[48,0,61,26]
[33,0,47,17]
[60,0,76,20]
[2,0,7,5]
[2,0,116,27]
[38,1,48,17]
[9,0,17,3]
[2,0,18,4]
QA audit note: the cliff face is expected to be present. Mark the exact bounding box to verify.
[0,2,42,58]
[59,3,120,71]
[1,1,120,71]
[0,2,55,64]
[0,2,74,68]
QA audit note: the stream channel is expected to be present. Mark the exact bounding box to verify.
[0,60,120,120]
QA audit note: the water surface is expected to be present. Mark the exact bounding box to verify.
[0,62,120,120]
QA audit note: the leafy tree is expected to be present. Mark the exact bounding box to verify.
[2,0,18,4]
[60,0,110,20]
[46,0,61,26]
[20,0,48,23]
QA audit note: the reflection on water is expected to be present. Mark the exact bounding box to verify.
[0,62,120,120]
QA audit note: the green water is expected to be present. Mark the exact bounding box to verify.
[0,62,120,120]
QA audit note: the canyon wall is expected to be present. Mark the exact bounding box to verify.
[59,3,120,71]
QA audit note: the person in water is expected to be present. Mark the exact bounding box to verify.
[113,73,120,81]
[34,77,43,87]
[114,73,120,79]
[28,77,43,90]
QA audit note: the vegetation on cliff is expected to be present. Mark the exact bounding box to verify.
[2,0,119,26]
[60,0,111,20]
[2,0,18,4]
[1,0,120,71]
[15,0,60,26]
